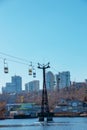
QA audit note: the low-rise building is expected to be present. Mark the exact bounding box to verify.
[6,103,41,118]
[54,99,87,116]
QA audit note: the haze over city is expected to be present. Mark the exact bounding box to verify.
[0,0,87,91]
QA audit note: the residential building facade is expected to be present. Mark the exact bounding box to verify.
[2,75,22,93]
[25,80,39,92]
[56,71,71,89]
[46,71,55,90]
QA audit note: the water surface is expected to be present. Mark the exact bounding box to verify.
[0,117,87,130]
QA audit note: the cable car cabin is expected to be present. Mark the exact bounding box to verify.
[4,59,9,74]
[29,69,32,75]
[4,67,8,73]
[33,72,36,78]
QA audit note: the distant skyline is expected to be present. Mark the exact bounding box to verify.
[0,0,87,91]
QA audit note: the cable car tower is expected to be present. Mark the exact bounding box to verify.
[38,62,53,122]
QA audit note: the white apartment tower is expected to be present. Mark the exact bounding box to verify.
[25,80,39,92]
[46,71,55,90]
[58,71,71,89]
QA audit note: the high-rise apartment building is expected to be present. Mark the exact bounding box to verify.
[25,80,39,92]
[46,71,55,90]
[11,75,22,92]
[2,83,15,93]
[2,75,22,93]
[57,71,71,89]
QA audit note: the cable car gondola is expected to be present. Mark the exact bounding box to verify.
[33,68,36,78]
[29,68,32,75]
[28,62,32,75]
[4,59,9,73]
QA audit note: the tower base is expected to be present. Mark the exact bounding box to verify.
[39,116,44,122]
[47,116,53,122]
[38,112,54,122]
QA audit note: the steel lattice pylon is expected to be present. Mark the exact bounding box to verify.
[38,63,53,122]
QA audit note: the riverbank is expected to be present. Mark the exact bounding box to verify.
[54,112,87,117]
[1,111,87,120]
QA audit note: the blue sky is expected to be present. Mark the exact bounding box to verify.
[0,0,87,91]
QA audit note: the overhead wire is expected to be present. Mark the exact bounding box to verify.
[0,56,29,66]
[51,66,59,74]
[0,52,38,77]
[0,51,37,66]
[0,51,30,63]
[0,51,59,74]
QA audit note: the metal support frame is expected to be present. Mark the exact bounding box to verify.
[38,62,53,122]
